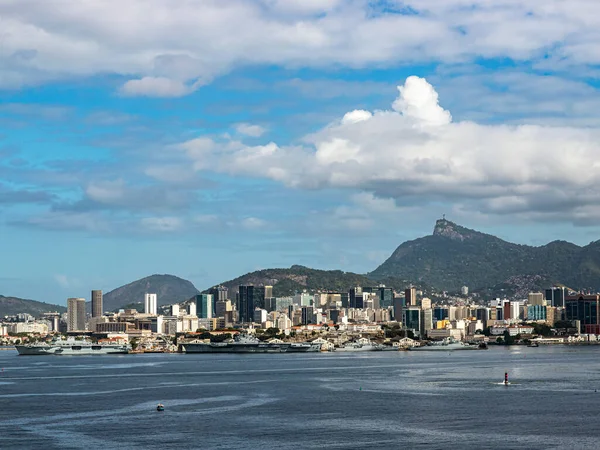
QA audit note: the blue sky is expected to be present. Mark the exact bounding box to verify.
[3,0,600,305]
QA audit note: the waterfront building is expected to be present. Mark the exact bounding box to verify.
[144,293,157,315]
[565,294,600,334]
[91,290,103,317]
[194,294,214,319]
[404,307,421,336]
[67,297,86,332]
[421,308,433,337]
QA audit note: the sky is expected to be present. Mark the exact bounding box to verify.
[4,0,600,305]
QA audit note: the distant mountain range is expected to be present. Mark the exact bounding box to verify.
[6,219,600,315]
[369,219,597,294]
[100,274,200,312]
[205,265,413,297]
[0,295,66,317]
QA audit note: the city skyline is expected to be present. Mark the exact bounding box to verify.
[4,1,600,305]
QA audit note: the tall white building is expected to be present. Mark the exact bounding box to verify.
[67,297,86,332]
[145,293,158,315]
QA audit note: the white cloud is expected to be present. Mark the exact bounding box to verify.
[341,110,372,125]
[140,216,182,232]
[3,1,600,90]
[119,77,197,98]
[235,123,267,137]
[178,75,600,224]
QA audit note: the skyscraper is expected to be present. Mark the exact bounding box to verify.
[91,290,103,317]
[238,285,266,323]
[194,294,214,319]
[209,285,228,313]
[67,297,86,332]
[145,293,157,315]
[405,287,417,307]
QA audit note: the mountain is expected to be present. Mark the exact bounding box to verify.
[102,274,200,312]
[369,218,593,292]
[206,265,405,297]
[0,295,66,317]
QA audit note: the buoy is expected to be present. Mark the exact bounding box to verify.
[157,403,165,411]
[359,387,362,391]
[504,372,509,386]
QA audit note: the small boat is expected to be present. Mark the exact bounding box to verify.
[527,342,539,348]
[156,403,165,411]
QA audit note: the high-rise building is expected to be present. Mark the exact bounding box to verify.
[461,286,469,296]
[144,293,157,315]
[421,298,432,310]
[545,287,567,307]
[405,287,417,307]
[238,285,267,323]
[421,308,433,337]
[404,307,421,336]
[349,287,364,309]
[209,286,228,313]
[565,294,600,334]
[194,294,214,319]
[91,290,103,317]
[67,297,86,332]
[528,292,546,306]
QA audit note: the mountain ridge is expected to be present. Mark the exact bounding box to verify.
[369,218,597,292]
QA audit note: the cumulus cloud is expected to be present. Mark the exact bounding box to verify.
[178,75,600,224]
[3,1,600,91]
[235,123,267,137]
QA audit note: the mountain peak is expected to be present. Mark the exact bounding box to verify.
[432,218,475,241]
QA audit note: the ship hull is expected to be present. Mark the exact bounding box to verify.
[15,345,129,355]
[409,343,479,351]
[182,343,290,353]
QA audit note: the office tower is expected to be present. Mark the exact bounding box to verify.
[301,306,314,325]
[565,294,600,334]
[433,306,448,321]
[238,285,266,323]
[349,287,364,309]
[194,294,214,319]
[215,299,232,317]
[91,290,103,317]
[421,297,432,310]
[67,297,86,332]
[209,285,228,313]
[393,296,403,322]
[404,307,421,336]
[421,308,433,337]
[528,292,546,306]
[145,293,157,315]
[405,287,417,307]
[187,302,196,316]
[545,287,567,307]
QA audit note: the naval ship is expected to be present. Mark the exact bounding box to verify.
[15,337,130,355]
[182,334,320,353]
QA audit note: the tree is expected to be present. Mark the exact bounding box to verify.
[265,327,280,336]
[503,330,515,345]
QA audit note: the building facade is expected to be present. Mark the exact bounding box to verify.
[91,290,103,317]
[67,297,86,332]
